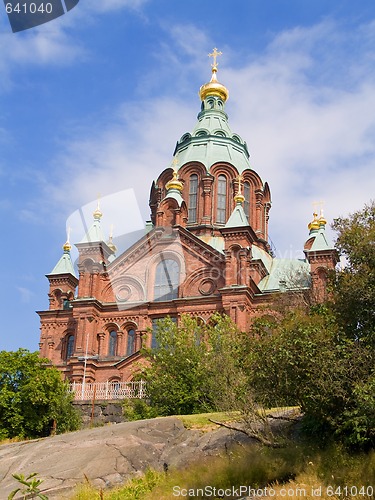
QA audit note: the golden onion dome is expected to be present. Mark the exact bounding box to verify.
[199,68,229,102]
[93,201,103,220]
[308,212,320,231]
[199,48,229,102]
[63,240,72,252]
[165,170,183,192]
[107,236,117,254]
[234,192,245,204]
[318,209,327,226]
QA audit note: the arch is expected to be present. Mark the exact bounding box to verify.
[188,173,198,223]
[126,328,136,356]
[154,258,180,301]
[213,130,227,137]
[180,132,191,143]
[195,129,209,137]
[66,334,75,359]
[216,174,227,224]
[146,250,186,302]
[109,330,117,356]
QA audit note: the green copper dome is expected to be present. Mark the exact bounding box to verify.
[173,66,251,173]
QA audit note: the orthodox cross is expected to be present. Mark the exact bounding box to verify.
[312,200,324,215]
[171,156,179,170]
[208,47,222,68]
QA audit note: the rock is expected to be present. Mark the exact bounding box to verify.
[0,417,258,499]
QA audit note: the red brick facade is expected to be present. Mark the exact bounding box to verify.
[38,69,338,384]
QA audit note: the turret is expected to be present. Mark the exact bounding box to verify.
[304,208,339,301]
[75,201,114,298]
[46,234,78,311]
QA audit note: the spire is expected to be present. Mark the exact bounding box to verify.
[173,49,250,173]
[305,205,335,252]
[225,180,249,228]
[49,232,77,277]
[199,48,229,102]
[318,207,327,227]
[308,211,320,234]
[234,174,245,205]
[165,168,183,193]
[80,199,105,244]
[107,224,117,255]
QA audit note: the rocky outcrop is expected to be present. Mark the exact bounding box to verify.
[0,417,257,498]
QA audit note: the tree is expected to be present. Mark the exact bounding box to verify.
[0,349,80,440]
[331,201,375,345]
[142,314,250,416]
[248,307,375,449]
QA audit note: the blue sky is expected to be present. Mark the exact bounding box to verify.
[1,0,375,352]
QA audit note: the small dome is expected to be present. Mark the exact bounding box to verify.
[63,240,72,252]
[308,212,320,232]
[199,68,229,102]
[166,170,183,192]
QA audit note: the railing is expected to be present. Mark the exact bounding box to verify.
[69,380,146,401]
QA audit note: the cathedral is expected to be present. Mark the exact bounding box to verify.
[38,50,338,385]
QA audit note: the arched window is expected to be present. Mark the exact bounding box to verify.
[217,175,227,223]
[244,181,250,221]
[127,329,135,356]
[66,335,74,359]
[154,259,179,301]
[109,330,117,356]
[188,174,198,223]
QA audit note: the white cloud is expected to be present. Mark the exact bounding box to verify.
[83,0,148,13]
[0,22,85,91]
[16,286,34,303]
[42,19,375,255]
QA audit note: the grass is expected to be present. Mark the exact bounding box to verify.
[175,411,238,430]
[68,441,375,500]
[62,410,375,499]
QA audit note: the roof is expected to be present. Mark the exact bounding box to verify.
[174,94,251,173]
[258,258,310,292]
[49,251,77,277]
[310,226,335,251]
[225,203,249,228]
[80,218,104,244]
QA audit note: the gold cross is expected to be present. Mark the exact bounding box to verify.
[208,47,222,68]
[312,200,324,216]
[171,157,179,171]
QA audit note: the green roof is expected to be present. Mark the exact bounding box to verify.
[174,95,251,173]
[49,250,77,277]
[80,218,104,244]
[310,226,335,251]
[225,202,249,228]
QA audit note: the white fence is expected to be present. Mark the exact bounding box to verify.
[70,380,146,401]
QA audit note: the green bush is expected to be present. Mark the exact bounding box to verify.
[0,349,80,439]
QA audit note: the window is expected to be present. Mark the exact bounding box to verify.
[154,259,179,301]
[109,330,117,356]
[126,329,135,356]
[244,181,250,221]
[217,175,227,223]
[66,335,74,359]
[188,174,198,223]
[151,317,177,349]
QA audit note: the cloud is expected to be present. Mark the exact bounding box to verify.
[0,21,86,91]
[16,286,34,303]
[83,0,148,13]
[41,19,375,255]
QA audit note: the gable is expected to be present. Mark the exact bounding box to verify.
[101,226,225,304]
